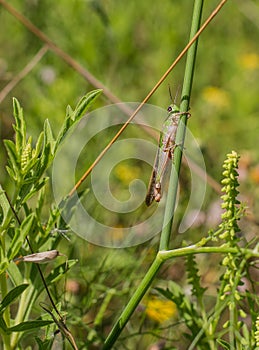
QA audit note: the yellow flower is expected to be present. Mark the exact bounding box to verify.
[144,296,177,323]
[202,86,230,109]
[114,163,140,184]
[239,53,259,70]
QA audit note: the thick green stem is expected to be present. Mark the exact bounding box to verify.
[102,2,205,348]
[103,257,163,349]
[159,0,204,251]
[158,245,259,260]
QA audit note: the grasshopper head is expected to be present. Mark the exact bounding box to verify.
[167,104,180,114]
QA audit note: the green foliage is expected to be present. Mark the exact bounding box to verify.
[154,151,259,349]
[0,1,258,349]
[186,254,206,301]
[0,90,102,349]
[0,284,28,313]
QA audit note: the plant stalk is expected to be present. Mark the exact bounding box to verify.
[103,1,204,348]
[159,0,204,251]
[103,257,163,349]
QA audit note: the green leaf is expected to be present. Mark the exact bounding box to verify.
[35,336,54,350]
[216,339,231,349]
[0,186,10,224]
[186,255,206,298]
[8,213,35,260]
[5,165,16,180]
[12,98,26,151]
[4,139,20,179]
[43,119,55,155]
[6,260,23,286]
[46,260,78,284]
[54,111,74,151]
[66,104,73,118]
[55,89,102,151]
[0,257,9,276]
[73,89,103,122]
[20,177,48,205]
[21,154,39,175]
[35,188,46,219]
[16,183,34,207]
[20,211,35,233]
[30,143,52,181]
[8,319,53,332]
[34,131,44,158]
[0,284,28,313]
[40,143,52,172]
[0,315,7,332]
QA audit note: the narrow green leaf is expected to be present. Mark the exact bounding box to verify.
[0,186,10,224]
[7,228,25,261]
[20,177,48,205]
[34,144,52,179]
[35,187,46,218]
[35,336,54,350]
[66,104,73,118]
[34,131,44,158]
[0,284,28,313]
[4,139,17,159]
[12,97,26,150]
[16,183,35,207]
[8,319,53,332]
[21,153,40,175]
[4,139,20,177]
[5,165,16,180]
[55,89,102,151]
[22,173,40,185]
[6,260,23,286]
[34,177,49,192]
[43,119,55,155]
[0,315,7,332]
[73,89,103,122]
[0,258,9,276]
[8,213,35,260]
[46,260,78,284]
[20,212,35,233]
[216,339,231,349]
[54,118,70,151]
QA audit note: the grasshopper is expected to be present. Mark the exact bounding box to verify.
[145,103,189,206]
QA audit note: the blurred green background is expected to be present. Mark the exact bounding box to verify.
[1,0,259,183]
[0,0,259,348]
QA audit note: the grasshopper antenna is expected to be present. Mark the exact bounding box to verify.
[174,85,181,104]
[168,85,174,102]
[168,84,181,104]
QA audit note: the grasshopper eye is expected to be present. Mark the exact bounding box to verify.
[167,106,172,112]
